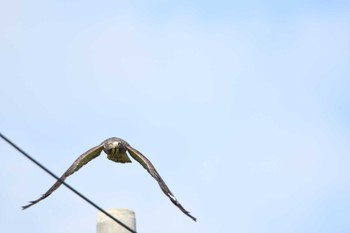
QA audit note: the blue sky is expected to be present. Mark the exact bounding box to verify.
[1,1,350,233]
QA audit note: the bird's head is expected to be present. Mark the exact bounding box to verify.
[103,141,120,154]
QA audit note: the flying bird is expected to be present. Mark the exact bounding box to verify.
[22,137,196,221]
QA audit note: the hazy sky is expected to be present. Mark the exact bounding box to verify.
[1,1,350,233]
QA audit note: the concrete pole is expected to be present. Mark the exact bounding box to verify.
[96,209,136,233]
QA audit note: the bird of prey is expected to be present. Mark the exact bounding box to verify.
[22,137,196,221]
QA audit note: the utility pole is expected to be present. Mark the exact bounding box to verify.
[96,209,136,233]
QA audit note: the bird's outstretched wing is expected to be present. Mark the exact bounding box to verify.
[22,143,104,210]
[126,145,196,221]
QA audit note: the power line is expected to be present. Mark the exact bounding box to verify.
[0,133,137,233]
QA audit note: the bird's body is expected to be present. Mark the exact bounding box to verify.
[22,137,196,221]
[103,137,131,163]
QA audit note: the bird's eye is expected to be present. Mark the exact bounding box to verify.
[109,143,114,147]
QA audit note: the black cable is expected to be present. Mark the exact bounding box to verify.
[0,133,136,233]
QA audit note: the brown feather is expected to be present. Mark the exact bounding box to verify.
[22,143,104,210]
[126,145,196,221]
